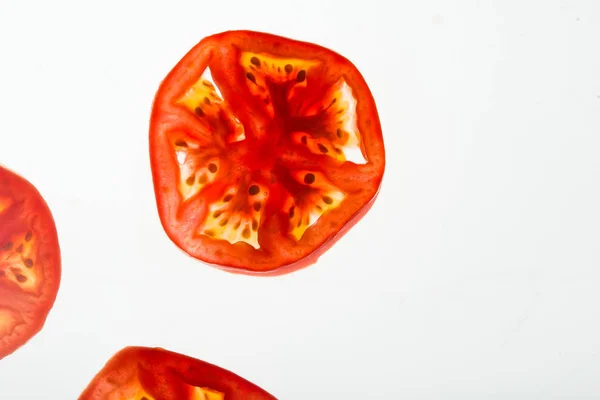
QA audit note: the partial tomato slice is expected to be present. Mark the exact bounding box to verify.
[0,165,61,360]
[79,346,276,400]
[150,30,385,275]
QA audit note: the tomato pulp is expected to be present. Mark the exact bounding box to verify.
[0,166,61,359]
[150,31,385,275]
[79,346,277,400]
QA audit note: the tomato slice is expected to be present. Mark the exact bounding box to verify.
[150,30,385,275]
[0,166,61,359]
[79,346,276,400]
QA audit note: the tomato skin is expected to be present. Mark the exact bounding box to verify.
[0,165,61,360]
[79,346,277,400]
[150,30,385,275]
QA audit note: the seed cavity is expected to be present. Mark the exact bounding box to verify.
[296,70,306,82]
[304,173,315,184]
[185,176,195,186]
[175,139,188,147]
[246,72,256,84]
[250,56,261,67]
[208,163,218,173]
[284,64,293,73]
[318,144,329,154]
[194,107,205,117]
[248,185,260,195]
[253,202,262,212]
[24,258,34,268]
[323,196,333,205]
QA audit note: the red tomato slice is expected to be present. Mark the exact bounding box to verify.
[0,166,61,360]
[79,346,277,400]
[150,30,385,275]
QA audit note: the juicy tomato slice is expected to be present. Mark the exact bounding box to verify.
[0,165,61,359]
[150,30,385,275]
[79,346,277,400]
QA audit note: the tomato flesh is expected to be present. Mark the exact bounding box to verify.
[0,166,61,360]
[150,31,385,274]
[79,346,276,400]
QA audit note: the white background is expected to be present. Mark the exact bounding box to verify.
[0,0,599,398]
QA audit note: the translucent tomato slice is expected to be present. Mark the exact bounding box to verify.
[0,166,61,360]
[150,30,385,275]
[79,346,276,400]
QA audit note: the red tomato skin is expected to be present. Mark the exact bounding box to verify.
[150,31,385,275]
[79,346,277,400]
[0,165,61,360]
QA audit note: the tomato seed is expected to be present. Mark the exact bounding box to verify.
[322,196,333,205]
[246,72,256,84]
[253,202,262,212]
[219,219,229,226]
[15,273,27,283]
[194,107,205,117]
[336,128,342,138]
[185,176,195,186]
[223,194,233,202]
[288,206,295,218]
[198,174,208,184]
[208,163,218,173]
[242,227,251,239]
[250,56,261,67]
[203,97,211,105]
[16,244,23,253]
[248,185,260,195]
[252,219,258,231]
[304,173,315,184]
[301,136,307,145]
[25,231,33,241]
[284,64,293,73]
[318,144,329,154]
[296,70,306,82]
[175,139,188,147]
[24,258,34,268]
[1,242,13,251]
